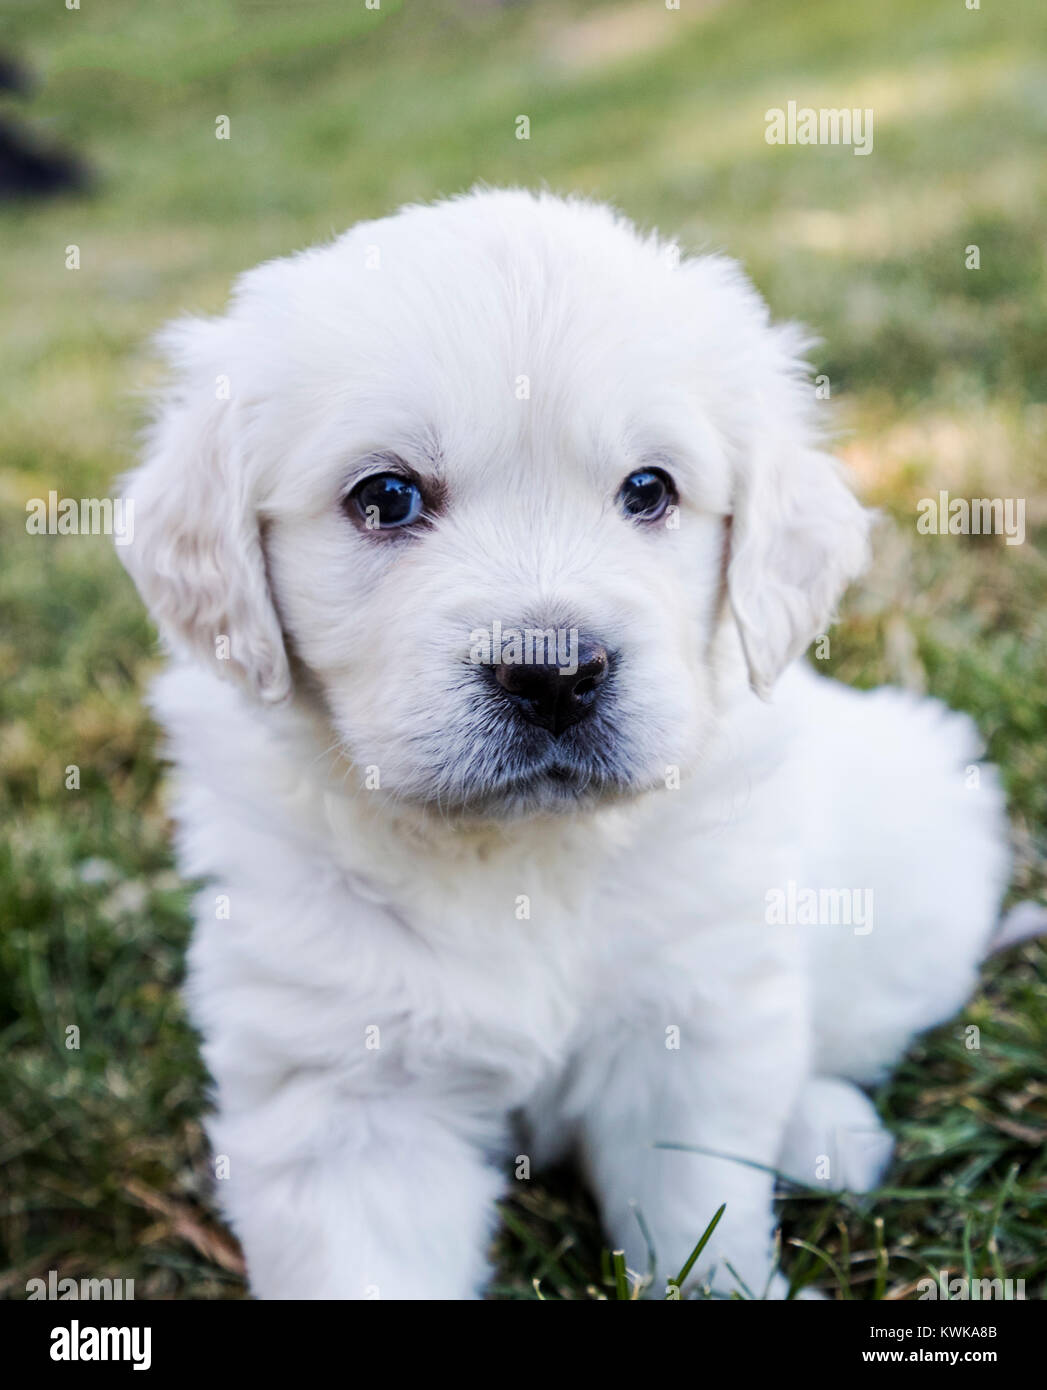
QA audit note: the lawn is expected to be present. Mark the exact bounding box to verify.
[1,0,1045,1300]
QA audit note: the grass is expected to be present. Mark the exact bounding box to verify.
[1,0,1045,1300]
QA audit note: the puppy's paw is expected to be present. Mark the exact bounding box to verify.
[779,1076,893,1193]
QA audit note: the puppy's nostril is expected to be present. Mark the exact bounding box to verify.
[491,638,611,738]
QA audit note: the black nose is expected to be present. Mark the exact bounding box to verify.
[493,638,611,737]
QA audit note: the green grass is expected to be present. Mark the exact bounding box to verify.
[1,0,1045,1300]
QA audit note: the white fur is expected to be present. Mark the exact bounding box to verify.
[119,190,1010,1299]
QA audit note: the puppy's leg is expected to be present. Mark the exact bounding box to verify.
[800,681,1010,1084]
[570,944,809,1299]
[209,1096,505,1300]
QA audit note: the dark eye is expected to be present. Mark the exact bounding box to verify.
[617,467,676,522]
[346,472,424,530]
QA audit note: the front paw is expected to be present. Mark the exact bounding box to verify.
[779,1076,894,1193]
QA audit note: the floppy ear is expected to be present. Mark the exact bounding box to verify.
[118,317,292,703]
[727,373,871,700]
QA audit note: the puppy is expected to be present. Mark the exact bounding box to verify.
[119,189,1010,1299]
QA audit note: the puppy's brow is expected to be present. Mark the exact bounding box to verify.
[340,450,437,493]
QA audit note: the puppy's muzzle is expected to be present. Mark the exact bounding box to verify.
[491,637,611,738]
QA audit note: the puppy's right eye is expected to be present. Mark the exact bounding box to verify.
[617,467,676,523]
[346,473,424,530]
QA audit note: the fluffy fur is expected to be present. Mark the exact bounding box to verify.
[119,189,1010,1299]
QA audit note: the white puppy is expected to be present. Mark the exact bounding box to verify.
[119,189,1010,1299]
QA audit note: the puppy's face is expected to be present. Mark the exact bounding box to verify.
[121,191,870,820]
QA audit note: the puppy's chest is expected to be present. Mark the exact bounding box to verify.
[191,798,717,1108]
[338,873,651,1106]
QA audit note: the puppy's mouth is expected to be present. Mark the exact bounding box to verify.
[410,737,643,820]
[501,759,606,801]
[544,764,575,784]
[441,770,629,819]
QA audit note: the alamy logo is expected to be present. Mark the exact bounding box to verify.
[916,491,1025,545]
[765,101,874,156]
[917,1272,1025,1300]
[469,621,579,675]
[765,880,873,935]
[27,1270,135,1300]
[50,1321,151,1371]
[25,492,135,546]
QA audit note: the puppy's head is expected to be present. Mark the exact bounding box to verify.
[120,190,870,818]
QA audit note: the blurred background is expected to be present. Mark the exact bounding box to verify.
[1,0,1045,1300]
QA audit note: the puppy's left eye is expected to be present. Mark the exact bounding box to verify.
[346,472,424,530]
[617,467,676,523]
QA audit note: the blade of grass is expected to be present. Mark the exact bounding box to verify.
[611,1249,630,1301]
[666,1202,726,1299]
[873,1216,888,1300]
[789,1237,851,1299]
